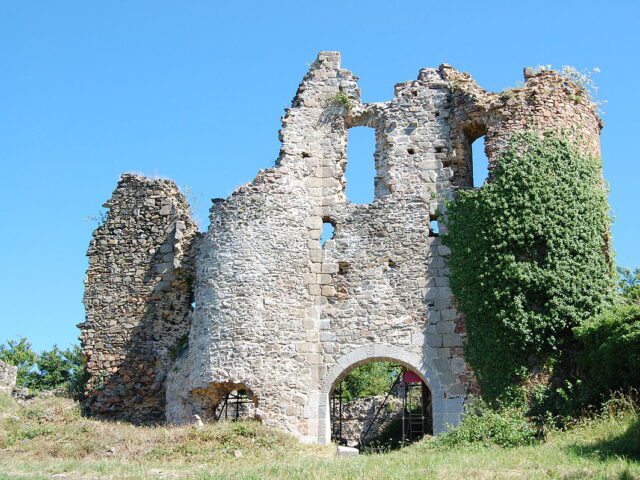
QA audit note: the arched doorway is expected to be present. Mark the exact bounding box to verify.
[329,362,433,450]
[318,344,447,446]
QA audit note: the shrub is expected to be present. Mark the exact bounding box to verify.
[575,304,640,402]
[433,399,538,448]
[443,131,613,402]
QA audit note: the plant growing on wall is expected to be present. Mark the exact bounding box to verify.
[443,131,613,403]
[331,92,352,113]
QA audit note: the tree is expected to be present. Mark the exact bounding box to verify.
[618,267,640,304]
[34,344,85,392]
[0,338,87,397]
[575,304,640,400]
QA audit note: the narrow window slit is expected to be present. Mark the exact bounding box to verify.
[429,218,439,237]
[320,218,335,247]
[472,135,489,187]
[345,126,376,203]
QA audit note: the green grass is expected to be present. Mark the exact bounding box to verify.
[0,394,638,479]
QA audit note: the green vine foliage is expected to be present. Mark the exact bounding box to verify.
[443,131,613,403]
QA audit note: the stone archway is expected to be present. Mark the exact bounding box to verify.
[317,344,447,444]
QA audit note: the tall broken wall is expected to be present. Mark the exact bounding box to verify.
[164,52,602,444]
[81,51,604,444]
[81,174,199,422]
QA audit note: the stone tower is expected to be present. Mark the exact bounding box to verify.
[81,52,602,442]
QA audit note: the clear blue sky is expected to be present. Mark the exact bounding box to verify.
[1,1,638,352]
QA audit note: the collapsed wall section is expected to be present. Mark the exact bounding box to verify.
[81,174,199,422]
[441,65,602,187]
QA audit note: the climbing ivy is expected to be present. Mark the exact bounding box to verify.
[443,131,613,402]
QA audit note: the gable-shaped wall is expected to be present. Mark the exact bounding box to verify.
[83,52,602,442]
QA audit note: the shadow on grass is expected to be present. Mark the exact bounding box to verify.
[568,417,640,462]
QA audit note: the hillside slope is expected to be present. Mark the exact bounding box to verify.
[0,394,638,479]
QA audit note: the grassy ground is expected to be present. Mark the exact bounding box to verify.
[0,394,638,479]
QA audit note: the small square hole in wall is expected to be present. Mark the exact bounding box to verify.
[407,148,416,155]
[429,219,439,237]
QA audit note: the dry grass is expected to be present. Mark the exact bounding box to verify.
[0,394,638,479]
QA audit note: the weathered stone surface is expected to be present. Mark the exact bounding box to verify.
[336,445,359,457]
[0,361,17,395]
[80,174,200,423]
[82,51,602,443]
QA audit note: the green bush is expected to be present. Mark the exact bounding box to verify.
[443,131,613,402]
[433,399,538,448]
[575,304,640,401]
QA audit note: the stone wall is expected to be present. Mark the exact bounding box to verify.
[167,52,469,442]
[81,174,199,422]
[84,51,603,443]
[338,395,402,447]
[0,361,17,395]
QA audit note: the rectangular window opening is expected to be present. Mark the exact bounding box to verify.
[429,219,440,237]
[345,126,376,204]
[320,220,335,247]
[472,136,489,187]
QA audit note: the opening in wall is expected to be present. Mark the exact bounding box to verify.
[472,136,489,187]
[346,127,376,203]
[320,219,335,247]
[330,361,432,450]
[429,218,439,237]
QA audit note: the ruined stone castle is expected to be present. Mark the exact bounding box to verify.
[81,52,602,444]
